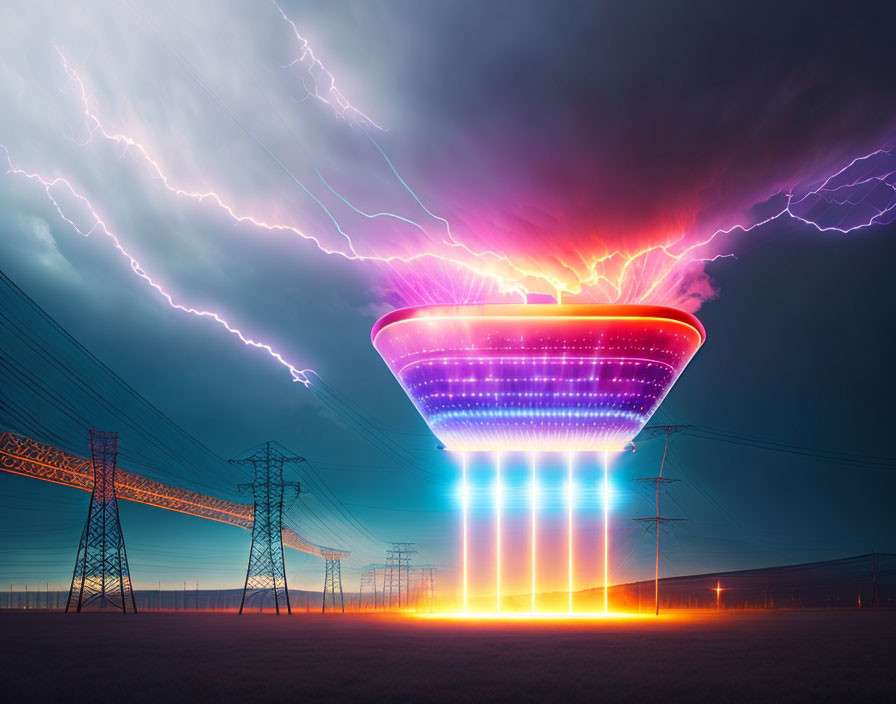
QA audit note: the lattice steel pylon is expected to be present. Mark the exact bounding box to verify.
[385,542,416,609]
[415,565,436,613]
[229,442,303,614]
[358,564,379,610]
[322,551,345,613]
[66,430,136,613]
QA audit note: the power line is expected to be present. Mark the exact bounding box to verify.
[682,425,896,470]
[0,270,250,496]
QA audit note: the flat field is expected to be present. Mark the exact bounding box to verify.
[2,610,893,703]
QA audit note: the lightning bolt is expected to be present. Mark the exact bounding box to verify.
[786,149,896,231]
[627,147,896,305]
[5,18,895,392]
[4,130,894,387]
[271,0,556,273]
[2,145,315,386]
[272,0,384,131]
[269,4,546,294]
[55,49,550,301]
[56,15,581,301]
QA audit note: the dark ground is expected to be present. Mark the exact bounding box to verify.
[3,610,894,703]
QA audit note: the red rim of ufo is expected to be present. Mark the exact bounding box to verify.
[371,303,706,343]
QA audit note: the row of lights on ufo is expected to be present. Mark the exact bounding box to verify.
[391,347,689,364]
[423,408,657,421]
[403,357,681,369]
[429,408,646,421]
[409,372,674,385]
[420,391,663,402]
[391,327,689,346]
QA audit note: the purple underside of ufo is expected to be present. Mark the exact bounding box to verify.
[371,304,706,452]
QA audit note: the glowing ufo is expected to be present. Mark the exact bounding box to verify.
[371,304,705,452]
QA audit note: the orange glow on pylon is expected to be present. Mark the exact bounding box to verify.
[0,432,343,558]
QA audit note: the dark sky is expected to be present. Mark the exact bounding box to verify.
[1,0,895,593]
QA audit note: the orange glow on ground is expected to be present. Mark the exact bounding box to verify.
[417,611,661,622]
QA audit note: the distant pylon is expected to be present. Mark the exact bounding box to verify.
[322,551,345,613]
[385,542,416,609]
[634,425,688,615]
[871,552,880,608]
[359,564,379,610]
[412,565,436,612]
[66,430,136,613]
[229,442,303,614]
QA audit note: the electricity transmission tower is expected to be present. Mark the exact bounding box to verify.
[322,550,345,612]
[229,442,303,614]
[414,565,436,613]
[67,430,137,613]
[634,425,687,615]
[871,552,880,608]
[385,542,416,609]
[359,564,379,610]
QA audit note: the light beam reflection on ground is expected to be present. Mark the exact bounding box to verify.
[417,611,658,621]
